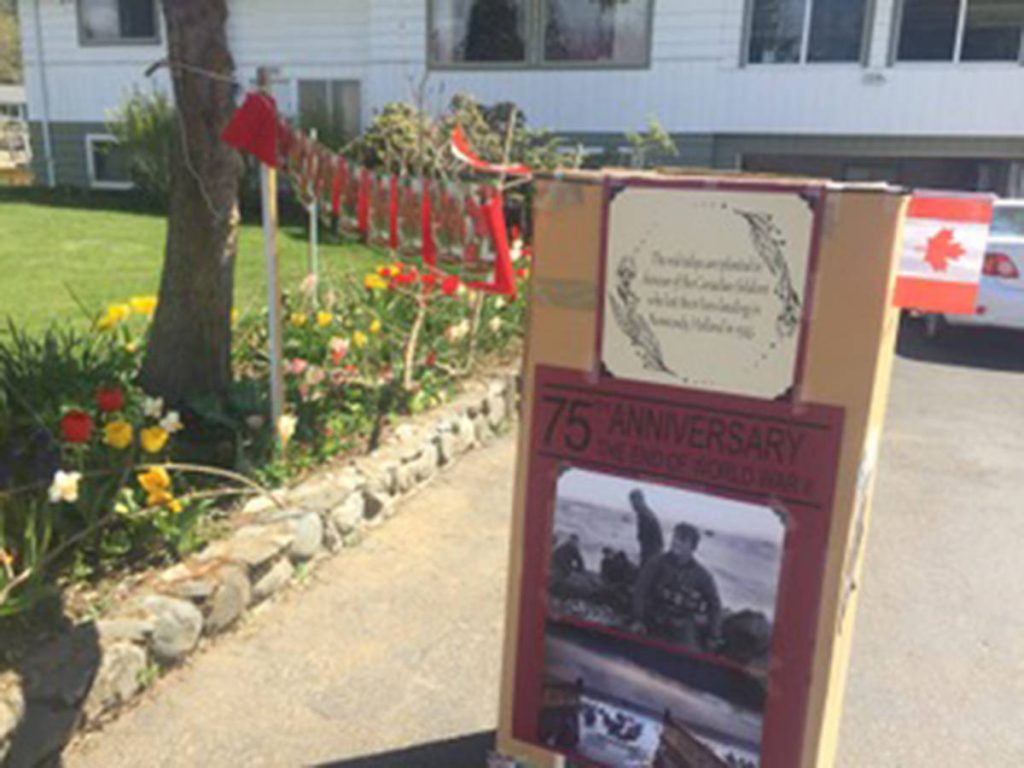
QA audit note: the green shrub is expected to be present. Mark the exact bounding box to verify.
[107,88,176,203]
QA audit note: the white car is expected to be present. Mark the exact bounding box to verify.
[926,200,1024,336]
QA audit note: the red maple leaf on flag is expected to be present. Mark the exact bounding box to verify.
[923,228,966,273]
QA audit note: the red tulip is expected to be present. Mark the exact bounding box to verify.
[441,275,460,296]
[95,386,125,413]
[61,410,94,444]
[425,352,437,367]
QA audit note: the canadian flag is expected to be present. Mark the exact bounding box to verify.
[893,193,994,314]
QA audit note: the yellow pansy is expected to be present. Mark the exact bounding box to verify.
[103,420,134,450]
[353,331,368,348]
[129,296,158,316]
[316,311,333,328]
[364,274,388,291]
[369,318,382,335]
[231,309,240,325]
[96,303,131,331]
[290,312,308,328]
[137,466,171,495]
[124,341,138,354]
[140,426,169,454]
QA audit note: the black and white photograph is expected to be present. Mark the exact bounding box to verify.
[538,622,764,768]
[548,468,786,670]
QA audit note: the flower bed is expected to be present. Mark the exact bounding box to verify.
[0,254,529,626]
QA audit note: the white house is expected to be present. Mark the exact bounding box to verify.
[16,0,1024,194]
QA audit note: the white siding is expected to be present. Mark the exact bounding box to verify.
[17,0,1024,138]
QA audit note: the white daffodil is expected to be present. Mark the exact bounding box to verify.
[510,238,524,262]
[142,395,164,419]
[489,317,503,333]
[494,298,506,310]
[446,319,471,343]
[277,414,298,447]
[160,410,183,434]
[48,470,82,504]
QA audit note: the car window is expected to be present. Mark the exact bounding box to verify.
[990,206,1024,238]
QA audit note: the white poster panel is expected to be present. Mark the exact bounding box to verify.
[601,184,818,399]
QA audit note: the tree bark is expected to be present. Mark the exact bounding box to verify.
[140,0,241,404]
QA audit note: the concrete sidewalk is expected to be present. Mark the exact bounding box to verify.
[67,436,517,768]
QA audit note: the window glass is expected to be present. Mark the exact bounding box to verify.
[429,0,527,64]
[299,80,362,144]
[748,0,807,64]
[990,206,1024,238]
[896,0,959,61]
[91,140,131,185]
[544,0,650,65]
[961,0,1024,61]
[80,0,156,43]
[807,0,867,61]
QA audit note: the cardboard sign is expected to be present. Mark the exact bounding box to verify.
[600,181,823,399]
[892,193,994,314]
[510,365,843,768]
[498,170,907,768]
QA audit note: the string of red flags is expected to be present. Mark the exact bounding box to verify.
[222,92,525,298]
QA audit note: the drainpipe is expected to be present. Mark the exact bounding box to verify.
[31,0,56,187]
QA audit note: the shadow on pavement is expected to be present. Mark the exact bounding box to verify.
[315,731,496,768]
[896,316,1024,373]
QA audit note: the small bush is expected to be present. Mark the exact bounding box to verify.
[107,88,176,203]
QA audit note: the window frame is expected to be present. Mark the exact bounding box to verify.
[426,0,656,71]
[84,134,134,191]
[741,0,877,67]
[77,0,161,48]
[890,0,1024,65]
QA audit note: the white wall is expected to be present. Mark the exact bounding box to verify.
[17,0,1024,138]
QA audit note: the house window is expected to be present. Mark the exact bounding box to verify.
[895,0,1024,62]
[428,0,654,68]
[85,135,133,190]
[297,80,362,144]
[78,0,159,45]
[747,0,870,64]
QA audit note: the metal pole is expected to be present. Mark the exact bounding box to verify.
[257,67,285,442]
[31,0,56,186]
[308,127,320,299]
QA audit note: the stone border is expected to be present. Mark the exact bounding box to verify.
[0,370,520,766]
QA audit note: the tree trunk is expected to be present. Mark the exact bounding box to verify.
[140,0,241,404]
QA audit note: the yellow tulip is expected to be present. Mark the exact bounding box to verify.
[364,274,388,291]
[137,466,171,495]
[103,420,134,450]
[231,309,240,325]
[290,312,308,328]
[129,296,158,316]
[369,318,382,335]
[96,303,131,331]
[316,311,333,328]
[353,331,368,348]
[140,426,169,454]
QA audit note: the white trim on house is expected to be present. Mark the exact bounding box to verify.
[84,132,133,190]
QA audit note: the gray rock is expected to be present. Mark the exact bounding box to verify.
[362,461,397,496]
[286,472,363,513]
[96,618,155,646]
[220,524,294,569]
[363,489,393,520]
[452,415,477,453]
[504,372,520,416]
[394,461,418,493]
[252,558,294,602]
[474,414,492,444]
[240,493,279,516]
[286,511,324,561]
[140,595,203,664]
[0,673,24,761]
[331,493,366,534]
[486,393,508,428]
[413,443,440,482]
[204,566,252,635]
[435,429,456,466]
[82,642,147,723]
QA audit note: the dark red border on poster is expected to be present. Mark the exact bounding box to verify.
[594,177,829,403]
[511,365,845,768]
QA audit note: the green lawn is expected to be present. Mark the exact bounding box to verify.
[0,190,383,332]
